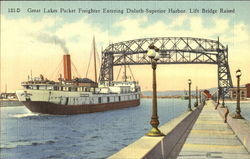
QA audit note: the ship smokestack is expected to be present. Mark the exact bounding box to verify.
[63,54,72,80]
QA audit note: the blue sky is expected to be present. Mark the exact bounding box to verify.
[1,1,250,91]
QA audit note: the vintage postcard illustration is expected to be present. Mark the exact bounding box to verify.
[1,1,250,159]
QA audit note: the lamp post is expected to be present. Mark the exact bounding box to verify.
[221,87,225,108]
[146,45,165,137]
[217,88,220,107]
[199,90,202,104]
[234,69,244,119]
[194,86,198,107]
[187,79,192,111]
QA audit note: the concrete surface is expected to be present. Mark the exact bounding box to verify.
[108,105,203,159]
[217,105,250,153]
[177,100,250,159]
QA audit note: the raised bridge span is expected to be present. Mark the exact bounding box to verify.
[99,37,233,97]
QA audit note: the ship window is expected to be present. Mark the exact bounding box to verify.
[107,97,110,103]
[68,87,71,91]
[98,97,101,103]
[118,96,121,101]
[36,85,39,90]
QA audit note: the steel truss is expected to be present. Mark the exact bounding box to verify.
[99,37,233,97]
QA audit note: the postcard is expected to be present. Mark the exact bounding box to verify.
[1,1,250,159]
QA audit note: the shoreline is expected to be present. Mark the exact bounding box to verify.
[141,95,196,99]
[222,100,250,104]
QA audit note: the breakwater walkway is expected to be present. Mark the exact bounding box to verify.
[177,100,250,159]
[109,99,250,159]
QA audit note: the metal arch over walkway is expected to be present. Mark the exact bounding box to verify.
[99,37,233,96]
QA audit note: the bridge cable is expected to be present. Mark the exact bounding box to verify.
[116,66,122,81]
[49,59,63,80]
[56,60,63,80]
[71,61,81,78]
[128,65,135,81]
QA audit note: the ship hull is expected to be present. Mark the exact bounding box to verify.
[22,99,140,115]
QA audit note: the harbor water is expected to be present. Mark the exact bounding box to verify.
[1,98,203,159]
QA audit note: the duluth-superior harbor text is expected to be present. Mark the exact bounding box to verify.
[126,8,185,14]
[127,8,166,14]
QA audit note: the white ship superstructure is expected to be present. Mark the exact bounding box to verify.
[16,79,140,106]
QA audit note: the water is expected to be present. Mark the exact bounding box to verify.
[1,98,193,159]
[224,101,250,121]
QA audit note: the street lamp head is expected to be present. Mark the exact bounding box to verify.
[236,69,242,78]
[188,79,192,84]
[154,52,161,61]
[147,45,156,59]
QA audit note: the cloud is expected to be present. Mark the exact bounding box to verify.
[169,15,188,27]
[111,15,232,41]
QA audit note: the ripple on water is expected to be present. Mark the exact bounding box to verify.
[84,151,96,154]
[91,135,101,139]
[0,140,32,149]
[45,140,56,144]
[108,148,120,152]
[85,142,95,147]
[43,154,63,159]
[0,139,56,150]
[110,140,118,144]
[11,113,39,118]
[122,137,133,141]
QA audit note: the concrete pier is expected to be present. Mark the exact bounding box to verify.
[109,100,250,159]
[177,100,250,159]
[108,105,203,159]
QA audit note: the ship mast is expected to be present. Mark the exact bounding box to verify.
[93,36,97,83]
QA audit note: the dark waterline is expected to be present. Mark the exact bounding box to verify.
[1,98,193,159]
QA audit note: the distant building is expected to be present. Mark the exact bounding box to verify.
[229,83,250,100]
[0,93,17,99]
[246,83,250,98]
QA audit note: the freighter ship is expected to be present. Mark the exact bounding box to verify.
[16,40,140,115]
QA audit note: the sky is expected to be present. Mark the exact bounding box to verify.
[1,1,250,92]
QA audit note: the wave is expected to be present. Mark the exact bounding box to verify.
[0,140,56,149]
[11,113,39,118]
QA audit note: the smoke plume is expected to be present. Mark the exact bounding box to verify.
[34,33,69,54]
